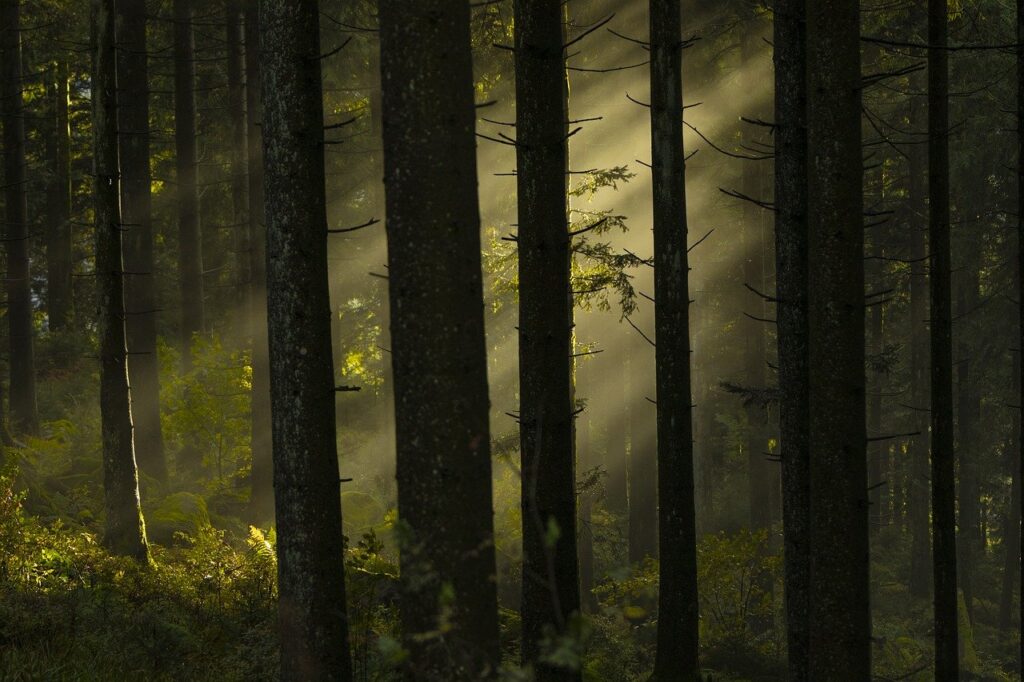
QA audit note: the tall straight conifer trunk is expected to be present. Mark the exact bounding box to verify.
[378,1,501,678]
[514,0,581,677]
[773,0,809,677]
[226,0,249,302]
[117,0,166,484]
[244,1,272,521]
[173,0,204,369]
[1016,0,1024,670]
[928,1,960,677]
[1,0,38,435]
[648,1,699,679]
[259,1,352,678]
[805,0,871,676]
[45,60,73,332]
[93,0,149,563]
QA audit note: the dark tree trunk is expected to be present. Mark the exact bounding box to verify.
[578,412,596,612]
[45,60,73,332]
[907,57,932,599]
[226,1,249,307]
[740,31,770,533]
[956,257,981,621]
[1017,0,1024,669]
[514,0,580,676]
[117,0,166,485]
[928,1,960,677]
[244,1,272,522]
[999,356,1019,632]
[259,2,353,678]
[773,0,809,677]
[628,344,658,565]
[93,0,149,563]
[605,350,628,516]
[173,0,204,369]
[1,0,38,435]
[868,247,884,533]
[378,2,501,677]
[649,1,699,678]
[805,0,871,676]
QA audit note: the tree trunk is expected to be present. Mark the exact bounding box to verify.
[259,1,353,678]
[628,343,658,565]
[1017,0,1024,669]
[173,0,204,369]
[1,0,38,435]
[805,0,871,676]
[45,60,73,332]
[93,0,149,563]
[956,255,981,622]
[649,1,699,678]
[773,0,809,677]
[907,54,932,599]
[741,30,770,533]
[514,0,580,676]
[378,2,501,677]
[117,0,166,485]
[928,1,960,677]
[226,1,249,311]
[244,1,272,522]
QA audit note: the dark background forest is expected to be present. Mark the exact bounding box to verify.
[0,0,1021,680]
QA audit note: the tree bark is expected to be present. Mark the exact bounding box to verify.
[117,0,166,485]
[927,1,960,677]
[93,0,149,563]
[1017,0,1024,669]
[907,54,932,599]
[514,0,581,676]
[244,1,272,522]
[1,0,38,435]
[173,0,204,370]
[773,0,809,677]
[45,60,73,332]
[805,0,871,676]
[378,2,501,677]
[259,1,353,678]
[226,0,249,308]
[649,1,699,678]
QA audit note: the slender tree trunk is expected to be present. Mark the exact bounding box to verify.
[378,2,501,677]
[628,343,658,565]
[1,0,38,435]
[957,257,981,621]
[605,349,628,516]
[805,0,871,676]
[93,0,149,563]
[999,357,1019,632]
[1017,0,1024,669]
[774,0,809,677]
[868,249,884,533]
[260,2,352,678]
[173,0,204,369]
[45,60,73,332]
[514,0,580,676]
[244,1,272,521]
[117,0,166,485]
[928,1,960,677]
[907,59,932,599]
[740,30,770,533]
[649,2,699,677]
[226,0,249,310]
[578,411,596,612]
